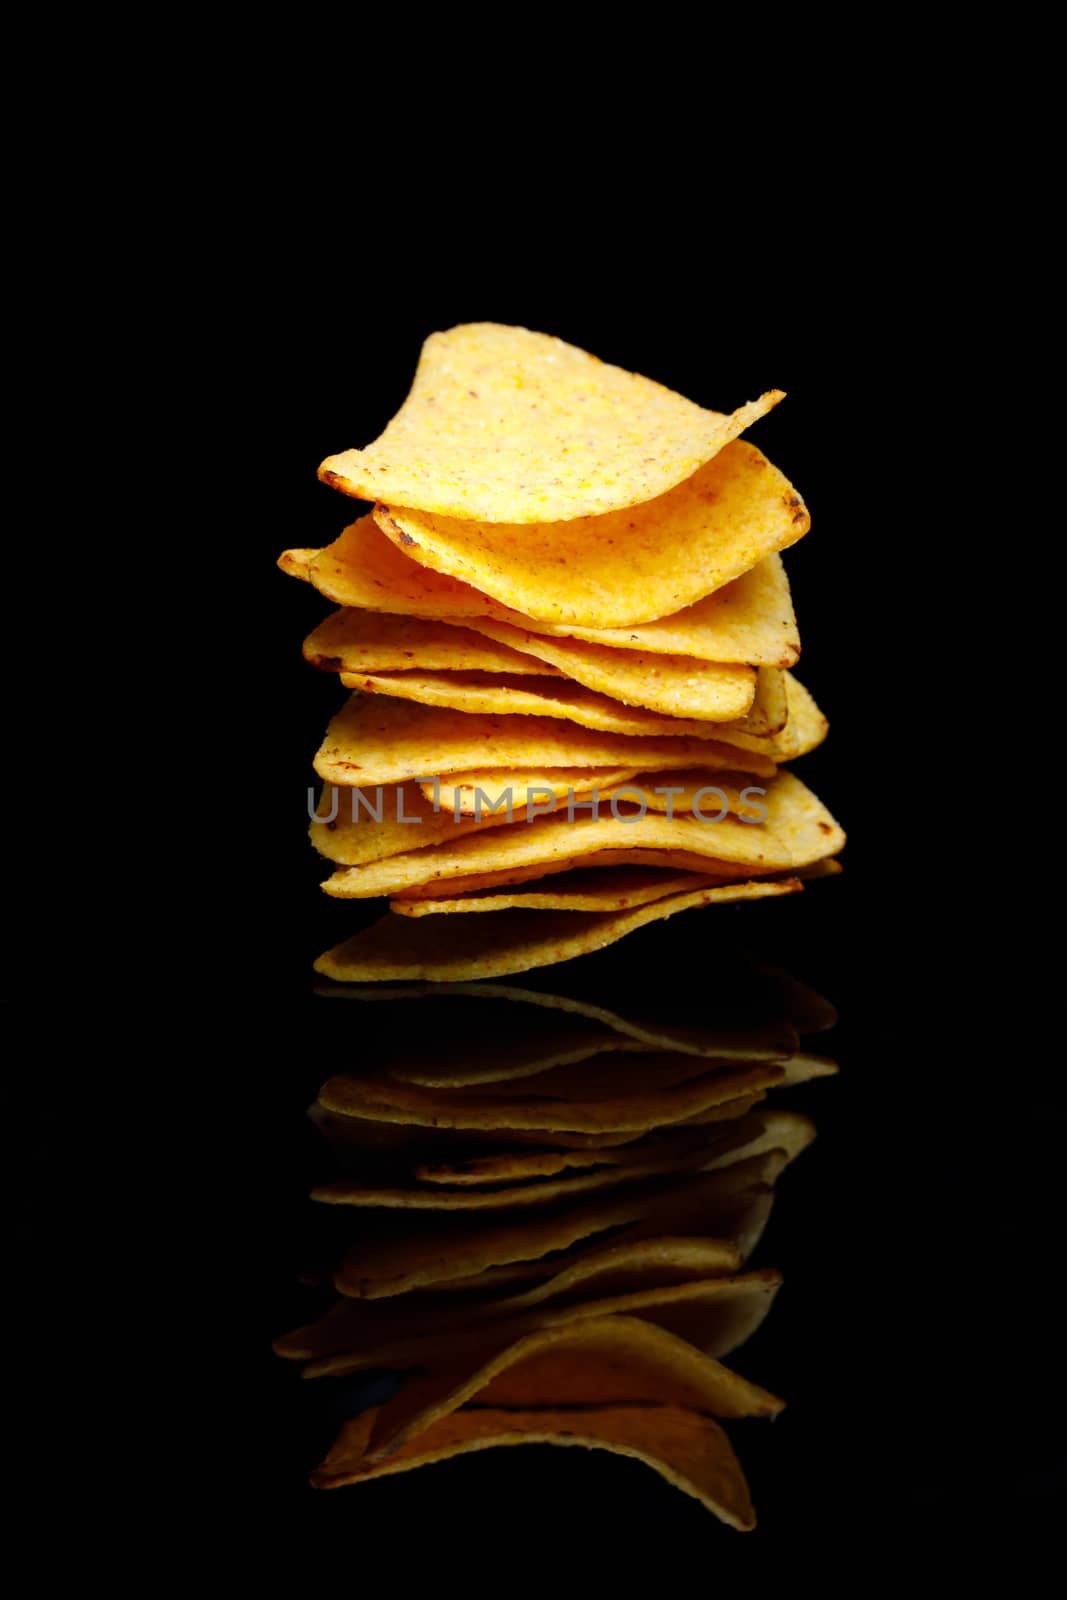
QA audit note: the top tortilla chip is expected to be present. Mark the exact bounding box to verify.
[318,323,782,523]
[376,440,809,628]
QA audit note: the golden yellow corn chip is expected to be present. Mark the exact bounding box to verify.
[377,439,808,627]
[282,520,799,665]
[310,781,553,866]
[322,772,842,900]
[281,518,504,619]
[318,323,782,522]
[388,867,726,916]
[353,854,775,901]
[303,609,557,675]
[744,666,789,737]
[714,673,826,761]
[314,879,803,982]
[526,555,799,665]
[446,622,760,722]
[340,668,756,732]
[314,696,777,788]
[310,1402,758,1529]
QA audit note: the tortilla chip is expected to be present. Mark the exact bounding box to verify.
[390,867,730,915]
[742,667,789,737]
[318,323,782,522]
[434,625,757,721]
[377,440,808,628]
[365,853,760,906]
[322,772,842,899]
[310,780,554,866]
[340,667,757,733]
[282,518,798,665]
[311,1402,757,1529]
[314,696,777,788]
[282,516,511,620]
[315,879,803,982]
[303,608,558,675]
[523,555,800,665]
[713,672,826,761]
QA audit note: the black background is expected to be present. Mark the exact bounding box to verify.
[39,199,1059,1577]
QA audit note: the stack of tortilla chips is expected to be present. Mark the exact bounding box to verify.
[277,971,837,1528]
[280,325,844,981]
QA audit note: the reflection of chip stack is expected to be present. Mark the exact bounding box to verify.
[275,974,838,1528]
[279,325,844,981]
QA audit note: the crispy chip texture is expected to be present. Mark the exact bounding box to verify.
[310,781,549,866]
[534,556,800,665]
[314,697,777,788]
[442,622,759,721]
[321,772,842,900]
[340,668,756,733]
[303,610,557,675]
[376,440,808,627]
[388,856,762,903]
[388,867,727,916]
[314,880,802,982]
[318,324,782,523]
[282,521,799,665]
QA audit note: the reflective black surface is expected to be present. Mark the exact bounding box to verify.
[56,244,1058,1571]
